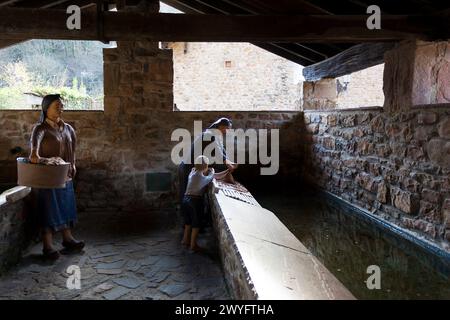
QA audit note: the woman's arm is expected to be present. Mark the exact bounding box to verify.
[214,169,230,180]
[69,125,77,177]
[29,125,44,164]
[225,159,238,172]
[29,149,40,164]
[214,169,236,184]
[207,133,236,171]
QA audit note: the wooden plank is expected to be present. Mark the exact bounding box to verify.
[302,42,397,81]
[220,0,330,14]
[0,8,443,42]
[0,0,20,6]
[0,0,94,49]
[0,39,27,49]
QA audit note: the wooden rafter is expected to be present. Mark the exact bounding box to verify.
[0,8,443,42]
[302,42,397,81]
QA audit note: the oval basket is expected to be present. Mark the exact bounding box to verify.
[17,157,70,189]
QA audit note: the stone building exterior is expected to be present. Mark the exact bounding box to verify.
[167,41,385,111]
[160,1,384,112]
[167,42,303,111]
[336,64,385,108]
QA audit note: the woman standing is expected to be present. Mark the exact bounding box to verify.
[29,94,84,260]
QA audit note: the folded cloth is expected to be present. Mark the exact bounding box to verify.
[39,157,69,165]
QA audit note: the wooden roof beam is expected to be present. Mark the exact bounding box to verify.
[302,42,397,81]
[0,8,444,43]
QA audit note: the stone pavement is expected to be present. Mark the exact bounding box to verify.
[0,210,230,300]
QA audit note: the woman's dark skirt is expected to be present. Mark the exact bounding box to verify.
[36,180,77,233]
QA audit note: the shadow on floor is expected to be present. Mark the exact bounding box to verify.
[0,209,231,300]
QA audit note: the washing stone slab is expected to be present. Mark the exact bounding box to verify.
[213,192,355,300]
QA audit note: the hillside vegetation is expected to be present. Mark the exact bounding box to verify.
[0,40,106,110]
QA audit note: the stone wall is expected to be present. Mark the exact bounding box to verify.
[168,42,303,111]
[303,65,385,110]
[0,187,32,275]
[336,64,384,108]
[303,78,338,110]
[295,107,450,251]
[411,41,450,106]
[383,41,450,112]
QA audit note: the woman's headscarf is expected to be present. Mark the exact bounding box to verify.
[39,94,61,123]
[208,117,232,129]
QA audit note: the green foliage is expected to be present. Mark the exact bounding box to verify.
[0,39,105,110]
[0,61,33,90]
[72,77,78,91]
[31,86,102,110]
[0,87,24,108]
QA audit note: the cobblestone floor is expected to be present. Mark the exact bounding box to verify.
[0,210,230,300]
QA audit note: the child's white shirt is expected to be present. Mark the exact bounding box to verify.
[185,168,214,196]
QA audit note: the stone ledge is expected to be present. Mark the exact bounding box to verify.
[0,186,31,275]
[0,186,31,208]
[410,103,450,110]
[174,110,301,114]
[209,180,355,300]
[304,106,384,113]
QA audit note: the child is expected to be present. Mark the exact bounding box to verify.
[181,155,228,252]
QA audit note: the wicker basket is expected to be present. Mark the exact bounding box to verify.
[17,157,70,189]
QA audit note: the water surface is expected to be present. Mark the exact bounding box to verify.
[251,187,450,300]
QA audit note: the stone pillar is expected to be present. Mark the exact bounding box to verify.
[302,78,337,110]
[98,0,174,210]
[383,40,450,113]
[412,41,450,105]
[103,0,173,121]
[382,41,415,113]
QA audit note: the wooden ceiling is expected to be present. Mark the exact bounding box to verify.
[161,0,449,78]
[0,0,448,80]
